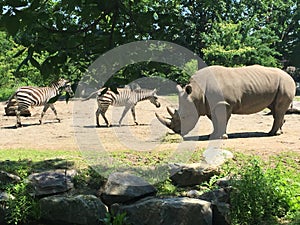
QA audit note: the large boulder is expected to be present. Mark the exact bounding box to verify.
[0,192,15,225]
[168,162,219,187]
[28,170,76,196]
[40,194,108,225]
[112,197,212,225]
[100,172,157,206]
[0,171,21,185]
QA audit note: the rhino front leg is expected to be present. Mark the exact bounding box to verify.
[210,102,231,139]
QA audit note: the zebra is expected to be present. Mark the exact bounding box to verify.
[6,79,74,127]
[83,87,161,127]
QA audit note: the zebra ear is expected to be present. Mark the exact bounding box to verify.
[153,88,157,94]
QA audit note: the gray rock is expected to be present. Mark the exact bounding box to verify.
[40,194,108,225]
[28,170,76,196]
[100,172,157,206]
[199,188,230,204]
[0,192,15,202]
[0,171,21,185]
[212,202,230,225]
[0,192,14,225]
[169,163,219,187]
[112,197,212,225]
[198,188,231,225]
[203,148,234,167]
[216,176,231,188]
[0,204,6,225]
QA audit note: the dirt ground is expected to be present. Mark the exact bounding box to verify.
[0,97,300,160]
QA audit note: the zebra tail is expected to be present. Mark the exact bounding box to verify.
[81,91,98,101]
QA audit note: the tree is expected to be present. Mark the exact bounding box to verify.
[201,21,281,67]
[0,0,299,85]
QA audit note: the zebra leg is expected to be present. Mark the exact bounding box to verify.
[131,105,138,125]
[96,108,110,127]
[49,104,60,123]
[39,104,50,124]
[119,106,131,126]
[15,108,22,127]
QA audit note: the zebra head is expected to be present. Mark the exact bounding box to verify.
[149,89,161,108]
[56,79,74,99]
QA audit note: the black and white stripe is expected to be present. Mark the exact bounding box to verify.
[84,87,161,127]
[6,79,74,127]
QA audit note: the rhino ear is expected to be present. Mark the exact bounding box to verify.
[176,85,184,93]
[185,85,192,95]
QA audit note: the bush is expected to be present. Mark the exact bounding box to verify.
[230,158,300,225]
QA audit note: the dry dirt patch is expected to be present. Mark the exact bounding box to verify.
[0,98,299,159]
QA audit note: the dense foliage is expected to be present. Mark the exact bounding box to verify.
[229,158,300,225]
[0,0,299,96]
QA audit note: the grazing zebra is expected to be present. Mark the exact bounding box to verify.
[83,87,161,127]
[6,79,74,127]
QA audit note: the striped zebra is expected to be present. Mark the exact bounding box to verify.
[83,87,161,127]
[6,79,74,127]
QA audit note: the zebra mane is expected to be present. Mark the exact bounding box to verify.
[133,88,156,95]
[51,79,69,89]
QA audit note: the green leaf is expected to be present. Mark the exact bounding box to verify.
[153,12,159,20]
[13,48,26,58]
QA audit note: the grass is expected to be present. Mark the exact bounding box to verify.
[0,148,299,225]
[294,96,300,101]
[0,148,86,174]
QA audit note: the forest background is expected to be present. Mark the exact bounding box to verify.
[0,0,299,100]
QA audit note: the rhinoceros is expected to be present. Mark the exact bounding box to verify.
[156,65,296,139]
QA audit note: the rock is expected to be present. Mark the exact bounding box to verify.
[0,192,14,225]
[186,189,201,198]
[0,171,21,185]
[198,188,231,225]
[0,192,15,201]
[100,172,157,206]
[0,204,6,225]
[28,170,76,196]
[212,202,230,225]
[199,188,230,204]
[112,197,212,225]
[168,162,219,187]
[216,176,231,188]
[203,148,233,167]
[40,194,108,225]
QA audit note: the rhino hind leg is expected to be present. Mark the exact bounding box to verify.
[268,101,290,136]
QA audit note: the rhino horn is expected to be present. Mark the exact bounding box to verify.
[167,106,175,117]
[155,113,171,128]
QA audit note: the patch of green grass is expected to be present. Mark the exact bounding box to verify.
[109,150,171,167]
[163,94,178,104]
[294,96,300,101]
[161,133,183,143]
[0,148,86,175]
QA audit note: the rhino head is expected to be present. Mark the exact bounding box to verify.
[156,84,200,136]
